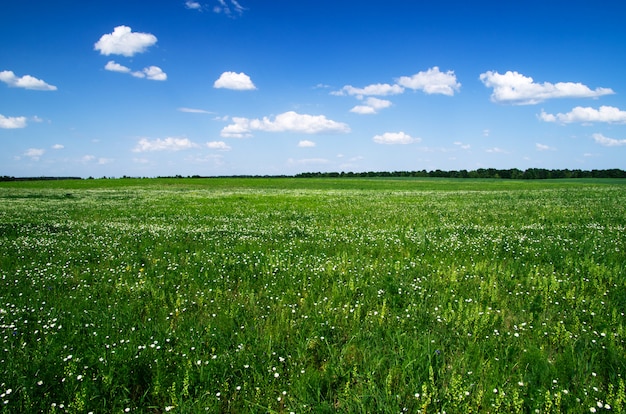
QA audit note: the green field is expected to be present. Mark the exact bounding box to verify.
[1,178,625,413]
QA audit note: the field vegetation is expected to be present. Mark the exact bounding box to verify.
[1,177,625,413]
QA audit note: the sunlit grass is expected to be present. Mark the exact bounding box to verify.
[1,178,625,412]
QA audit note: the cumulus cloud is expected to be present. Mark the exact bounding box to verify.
[372,131,420,145]
[24,148,45,160]
[105,61,167,81]
[0,114,27,129]
[0,70,57,91]
[133,137,199,152]
[52,144,64,150]
[350,97,392,115]
[480,71,614,105]
[206,141,231,150]
[539,106,626,124]
[396,67,461,96]
[94,26,158,57]
[592,133,626,147]
[298,140,316,147]
[214,71,256,90]
[221,111,350,138]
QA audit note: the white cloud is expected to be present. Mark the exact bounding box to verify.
[141,66,167,81]
[221,111,350,137]
[539,106,626,124]
[133,137,199,152]
[592,133,626,147]
[24,148,44,160]
[179,107,213,114]
[185,1,202,9]
[52,144,64,150]
[333,83,404,98]
[350,97,392,115]
[396,67,461,96]
[298,140,316,147]
[104,61,131,73]
[94,26,158,57]
[0,114,27,129]
[0,70,57,91]
[105,61,167,81]
[486,147,508,153]
[214,71,256,90]
[214,0,245,15]
[206,141,231,150]
[454,141,471,150]
[480,71,614,105]
[372,131,420,145]
[536,143,555,151]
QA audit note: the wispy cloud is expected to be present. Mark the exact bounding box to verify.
[94,26,158,57]
[0,114,27,129]
[214,71,256,90]
[206,141,231,151]
[592,133,626,147]
[536,143,555,151]
[539,106,626,124]
[24,148,45,160]
[178,107,214,114]
[332,83,404,98]
[372,131,420,145]
[221,111,350,138]
[0,70,57,91]
[133,137,199,152]
[185,0,202,10]
[480,71,614,105]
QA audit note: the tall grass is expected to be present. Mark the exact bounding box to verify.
[1,178,625,413]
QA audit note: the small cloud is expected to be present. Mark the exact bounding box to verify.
[483,129,490,137]
[298,140,316,147]
[396,66,461,96]
[105,61,167,81]
[214,71,256,90]
[179,107,213,114]
[332,83,404,98]
[592,133,626,147]
[104,60,131,73]
[221,111,350,138]
[373,131,420,145]
[185,0,202,9]
[213,0,245,16]
[454,141,471,150]
[82,155,96,162]
[479,70,614,105]
[24,148,45,160]
[536,143,555,151]
[133,137,199,152]
[0,70,57,91]
[52,144,64,150]
[350,97,392,114]
[539,106,626,124]
[0,114,27,129]
[206,141,231,150]
[486,147,508,153]
[94,26,158,57]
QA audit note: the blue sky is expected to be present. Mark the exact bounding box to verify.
[1,0,625,177]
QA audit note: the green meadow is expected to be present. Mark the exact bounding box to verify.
[1,177,625,413]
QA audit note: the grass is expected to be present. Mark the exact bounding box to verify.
[1,178,625,413]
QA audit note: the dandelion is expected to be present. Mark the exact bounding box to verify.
[274,372,280,378]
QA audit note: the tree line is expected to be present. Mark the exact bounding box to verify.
[295,168,626,179]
